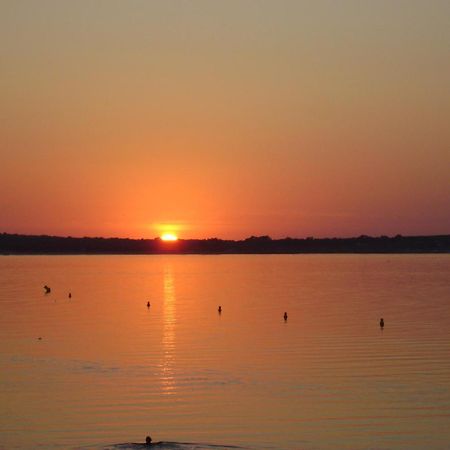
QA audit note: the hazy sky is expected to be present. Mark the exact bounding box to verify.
[1,1,449,239]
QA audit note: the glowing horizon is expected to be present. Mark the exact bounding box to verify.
[1,2,449,239]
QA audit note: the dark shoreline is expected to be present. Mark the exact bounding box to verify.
[1,232,449,254]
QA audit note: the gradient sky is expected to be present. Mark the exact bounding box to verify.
[1,0,449,239]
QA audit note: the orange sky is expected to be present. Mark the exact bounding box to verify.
[1,1,449,239]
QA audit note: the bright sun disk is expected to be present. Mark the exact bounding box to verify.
[161,232,178,241]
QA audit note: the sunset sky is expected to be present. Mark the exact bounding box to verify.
[1,1,449,239]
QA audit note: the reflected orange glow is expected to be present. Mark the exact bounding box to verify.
[161,264,176,395]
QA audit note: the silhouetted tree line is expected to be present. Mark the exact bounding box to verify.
[1,233,449,254]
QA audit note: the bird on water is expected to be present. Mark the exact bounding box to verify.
[44,285,51,294]
[284,312,288,321]
[218,305,222,313]
[147,301,151,308]
[132,434,161,446]
[380,318,384,328]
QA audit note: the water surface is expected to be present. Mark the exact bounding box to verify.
[1,255,449,449]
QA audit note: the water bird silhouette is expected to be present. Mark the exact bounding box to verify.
[147,301,151,308]
[128,435,163,447]
[380,318,385,328]
[218,305,222,313]
[284,312,288,321]
[116,440,244,449]
[43,285,51,293]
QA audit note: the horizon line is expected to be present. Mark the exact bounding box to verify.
[2,231,449,242]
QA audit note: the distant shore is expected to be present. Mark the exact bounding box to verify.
[1,232,449,254]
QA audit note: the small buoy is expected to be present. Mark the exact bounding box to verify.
[284,312,288,321]
[380,318,384,328]
[218,305,222,313]
[147,301,150,308]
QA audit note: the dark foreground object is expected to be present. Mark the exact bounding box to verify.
[1,233,449,254]
[107,441,245,449]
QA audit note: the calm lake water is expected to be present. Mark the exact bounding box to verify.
[1,255,449,450]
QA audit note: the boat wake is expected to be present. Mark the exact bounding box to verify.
[103,442,248,450]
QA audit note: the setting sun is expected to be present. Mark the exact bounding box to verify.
[161,233,178,241]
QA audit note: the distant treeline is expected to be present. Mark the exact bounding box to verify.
[1,233,449,254]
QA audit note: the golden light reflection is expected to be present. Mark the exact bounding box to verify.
[161,264,176,395]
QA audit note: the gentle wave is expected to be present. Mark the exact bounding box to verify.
[1,255,450,450]
[102,442,249,450]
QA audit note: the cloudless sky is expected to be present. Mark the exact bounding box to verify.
[1,0,449,239]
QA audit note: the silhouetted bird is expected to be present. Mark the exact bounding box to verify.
[380,318,384,328]
[68,292,72,298]
[147,301,151,308]
[284,312,288,321]
[218,305,222,313]
[44,285,51,293]
[145,436,152,445]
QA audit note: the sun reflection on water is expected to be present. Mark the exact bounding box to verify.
[161,264,176,395]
